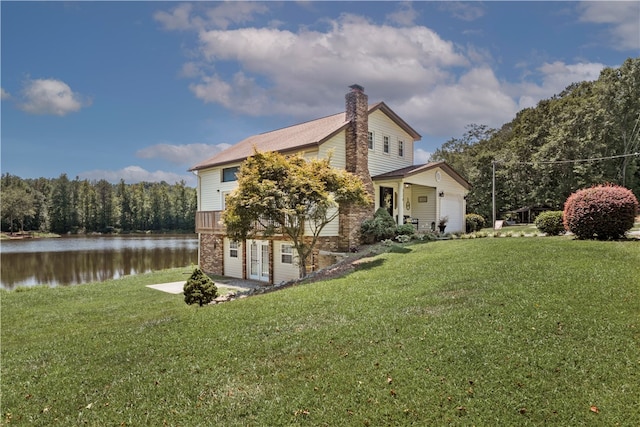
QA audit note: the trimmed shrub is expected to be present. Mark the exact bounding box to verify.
[396,223,416,236]
[563,184,639,240]
[183,267,218,306]
[360,208,397,244]
[534,211,565,236]
[465,213,486,233]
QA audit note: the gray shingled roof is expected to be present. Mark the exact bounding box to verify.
[189,102,421,171]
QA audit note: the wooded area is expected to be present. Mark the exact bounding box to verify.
[431,57,640,222]
[1,174,196,234]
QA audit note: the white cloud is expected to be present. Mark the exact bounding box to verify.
[19,78,89,116]
[439,2,486,22]
[154,2,269,31]
[578,2,640,50]
[190,15,468,117]
[1,88,11,100]
[397,67,519,137]
[136,142,232,166]
[157,5,620,145]
[513,61,605,109]
[386,2,419,27]
[154,3,195,31]
[415,148,432,164]
[79,166,194,185]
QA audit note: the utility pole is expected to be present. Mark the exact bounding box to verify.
[492,160,496,229]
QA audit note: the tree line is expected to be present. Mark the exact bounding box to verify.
[1,173,197,234]
[431,57,640,221]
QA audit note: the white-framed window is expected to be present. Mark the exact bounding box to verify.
[222,166,240,182]
[229,240,239,258]
[368,131,374,150]
[281,243,293,264]
[398,140,404,157]
[383,136,390,154]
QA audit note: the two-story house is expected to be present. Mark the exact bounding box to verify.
[189,85,470,284]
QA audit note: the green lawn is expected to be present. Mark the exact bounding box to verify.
[2,238,639,426]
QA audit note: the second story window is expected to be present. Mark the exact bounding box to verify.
[383,136,390,154]
[368,132,374,150]
[222,166,239,182]
[398,140,404,157]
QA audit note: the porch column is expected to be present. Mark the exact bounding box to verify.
[397,181,404,225]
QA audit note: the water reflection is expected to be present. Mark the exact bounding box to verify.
[1,236,198,289]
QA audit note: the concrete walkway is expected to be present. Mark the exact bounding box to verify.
[147,279,262,294]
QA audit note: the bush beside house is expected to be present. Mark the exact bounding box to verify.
[465,213,486,233]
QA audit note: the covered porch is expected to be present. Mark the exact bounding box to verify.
[372,162,471,234]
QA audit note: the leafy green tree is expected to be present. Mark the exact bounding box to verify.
[1,185,36,233]
[597,58,640,190]
[117,179,133,231]
[224,150,371,278]
[95,179,115,232]
[49,174,73,233]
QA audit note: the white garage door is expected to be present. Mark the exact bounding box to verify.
[441,197,463,233]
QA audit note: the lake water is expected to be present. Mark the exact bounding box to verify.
[0,235,198,290]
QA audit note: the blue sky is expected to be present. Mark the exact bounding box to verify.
[2,1,638,186]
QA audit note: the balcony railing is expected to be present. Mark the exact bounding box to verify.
[195,211,225,233]
[195,210,282,234]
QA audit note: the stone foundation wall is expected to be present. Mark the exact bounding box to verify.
[200,233,224,276]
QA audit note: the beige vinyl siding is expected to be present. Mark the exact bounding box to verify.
[303,206,339,236]
[198,165,242,211]
[412,187,437,232]
[199,168,221,211]
[317,132,347,169]
[273,241,300,283]
[367,110,414,177]
[223,238,243,278]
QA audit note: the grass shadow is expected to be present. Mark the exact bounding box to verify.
[352,257,385,271]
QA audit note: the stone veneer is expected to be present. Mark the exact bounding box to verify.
[200,233,224,276]
[340,84,375,250]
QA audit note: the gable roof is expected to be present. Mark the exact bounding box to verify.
[189,102,421,171]
[372,161,472,190]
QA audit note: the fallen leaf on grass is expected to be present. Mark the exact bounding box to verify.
[590,406,600,414]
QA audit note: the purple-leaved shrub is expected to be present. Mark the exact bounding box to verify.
[563,184,638,240]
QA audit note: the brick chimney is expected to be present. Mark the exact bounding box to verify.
[340,84,375,249]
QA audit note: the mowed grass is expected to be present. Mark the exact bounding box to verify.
[2,238,639,426]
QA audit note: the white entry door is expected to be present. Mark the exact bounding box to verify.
[248,240,270,282]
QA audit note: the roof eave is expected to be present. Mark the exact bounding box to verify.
[188,141,323,171]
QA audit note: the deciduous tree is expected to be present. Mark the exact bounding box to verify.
[223,150,371,278]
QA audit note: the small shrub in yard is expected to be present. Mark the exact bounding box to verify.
[535,211,565,235]
[183,267,218,306]
[395,234,412,243]
[563,184,639,240]
[360,208,397,244]
[465,213,486,233]
[396,223,416,236]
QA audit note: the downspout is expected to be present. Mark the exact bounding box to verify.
[192,170,201,268]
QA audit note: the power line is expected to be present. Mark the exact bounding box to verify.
[497,151,640,166]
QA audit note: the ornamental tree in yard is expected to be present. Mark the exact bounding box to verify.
[223,150,371,278]
[563,184,639,240]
